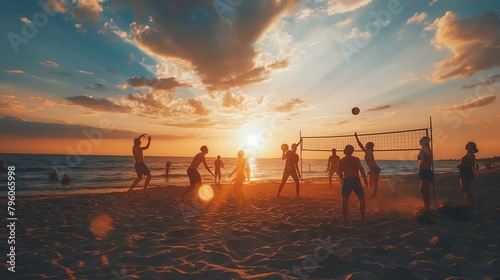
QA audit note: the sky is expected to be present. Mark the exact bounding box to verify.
[0,0,499,160]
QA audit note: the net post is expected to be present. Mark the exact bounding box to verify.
[430,116,435,200]
[299,130,303,184]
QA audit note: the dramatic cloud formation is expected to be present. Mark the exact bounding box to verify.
[0,116,187,140]
[66,95,132,113]
[437,94,496,112]
[407,12,428,25]
[425,11,500,81]
[39,60,60,67]
[462,73,500,89]
[274,98,307,112]
[114,0,300,90]
[71,0,105,26]
[327,0,372,15]
[367,105,392,112]
[126,76,190,91]
[187,98,210,116]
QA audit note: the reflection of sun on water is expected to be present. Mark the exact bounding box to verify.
[198,184,214,201]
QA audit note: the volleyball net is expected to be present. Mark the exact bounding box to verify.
[301,128,429,152]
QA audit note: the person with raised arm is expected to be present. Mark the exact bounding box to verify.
[126,134,152,197]
[355,132,380,198]
[276,143,301,198]
[338,145,368,225]
[181,145,215,202]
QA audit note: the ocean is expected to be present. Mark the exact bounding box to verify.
[0,154,460,196]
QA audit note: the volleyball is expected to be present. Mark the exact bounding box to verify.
[352,107,360,115]
[281,143,289,152]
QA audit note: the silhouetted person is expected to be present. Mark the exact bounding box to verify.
[458,142,478,209]
[61,174,70,185]
[228,150,248,205]
[127,134,152,197]
[181,146,215,202]
[165,161,171,177]
[0,160,6,171]
[355,132,380,198]
[276,143,301,198]
[418,136,433,213]
[325,148,341,188]
[338,145,368,225]
[214,155,224,185]
[49,169,59,180]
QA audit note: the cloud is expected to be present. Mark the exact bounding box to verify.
[187,98,210,116]
[126,76,190,91]
[407,12,428,25]
[105,68,119,76]
[71,0,105,26]
[86,83,106,91]
[367,105,392,112]
[336,18,353,28]
[380,111,396,119]
[344,27,371,41]
[79,70,95,75]
[19,17,32,24]
[48,71,72,77]
[0,116,187,140]
[65,95,132,113]
[327,0,372,15]
[0,100,29,112]
[429,0,439,6]
[462,73,500,89]
[425,11,500,81]
[39,60,60,67]
[267,59,289,70]
[437,94,496,112]
[44,0,70,13]
[116,0,300,90]
[274,98,307,112]
[5,70,25,74]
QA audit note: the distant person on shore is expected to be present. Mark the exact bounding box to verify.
[165,161,171,177]
[355,132,380,198]
[0,160,6,171]
[418,136,433,213]
[458,142,478,209]
[276,143,301,198]
[325,148,341,188]
[126,134,152,197]
[214,155,224,185]
[181,146,215,202]
[49,169,59,180]
[228,150,248,205]
[338,145,368,225]
[61,174,70,185]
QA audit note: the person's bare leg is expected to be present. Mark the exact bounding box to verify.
[371,173,379,198]
[342,195,349,224]
[358,195,366,221]
[143,174,152,195]
[127,176,142,197]
[461,180,473,209]
[420,180,431,212]
[181,183,197,202]
[328,172,333,188]
[276,171,290,197]
[291,172,300,197]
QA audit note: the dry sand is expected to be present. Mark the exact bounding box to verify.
[1,167,499,279]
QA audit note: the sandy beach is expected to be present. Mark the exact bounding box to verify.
[2,167,499,279]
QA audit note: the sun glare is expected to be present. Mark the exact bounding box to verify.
[198,184,214,201]
[247,135,259,148]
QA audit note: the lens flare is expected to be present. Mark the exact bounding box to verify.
[198,184,214,201]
